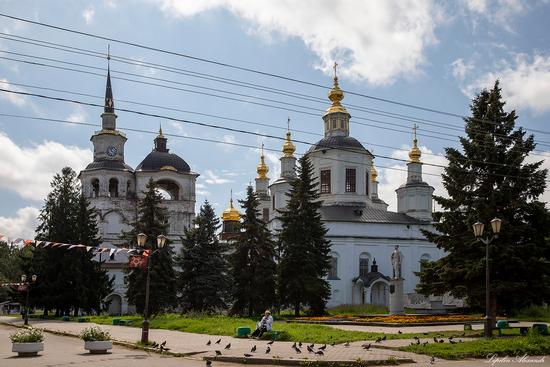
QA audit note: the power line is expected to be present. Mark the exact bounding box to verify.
[2,32,549,143]
[0,90,545,183]
[1,12,548,137]
[3,53,549,153]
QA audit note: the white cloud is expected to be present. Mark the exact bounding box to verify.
[460,0,527,32]
[196,182,211,196]
[377,146,447,211]
[66,105,89,124]
[151,0,442,85]
[451,58,475,82]
[82,6,95,25]
[0,131,92,201]
[0,78,28,107]
[0,207,40,240]
[218,134,236,152]
[460,53,550,114]
[203,169,234,185]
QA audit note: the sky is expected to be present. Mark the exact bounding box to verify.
[0,0,549,239]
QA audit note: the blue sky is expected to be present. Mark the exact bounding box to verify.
[1,0,549,239]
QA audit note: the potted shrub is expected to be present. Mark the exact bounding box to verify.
[80,326,113,354]
[10,327,44,357]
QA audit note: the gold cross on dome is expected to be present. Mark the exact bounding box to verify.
[333,62,338,79]
[287,117,290,132]
[413,123,418,140]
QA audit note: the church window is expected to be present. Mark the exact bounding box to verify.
[91,179,100,198]
[263,208,269,222]
[365,172,369,195]
[320,170,331,194]
[345,168,356,192]
[328,254,339,279]
[331,118,337,129]
[359,257,369,277]
[156,180,179,200]
[272,195,275,210]
[109,178,119,198]
[126,180,132,198]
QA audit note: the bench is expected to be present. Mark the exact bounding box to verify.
[235,326,251,338]
[495,320,529,336]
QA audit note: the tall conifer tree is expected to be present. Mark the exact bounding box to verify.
[229,186,276,316]
[278,156,331,315]
[176,200,229,312]
[417,81,550,315]
[124,178,177,315]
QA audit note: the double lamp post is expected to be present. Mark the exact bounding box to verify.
[136,233,166,344]
[472,217,502,338]
[20,274,37,326]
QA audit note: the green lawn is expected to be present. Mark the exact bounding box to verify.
[89,314,481,344]
[400,334,550,360]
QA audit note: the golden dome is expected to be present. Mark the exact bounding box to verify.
[371,163,378,182]
[325,62,349,116]
[282,120,296,157]
[409,124,422,163]
[222,195,241,222]
[257,143,269,178]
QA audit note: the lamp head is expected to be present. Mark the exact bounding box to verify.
[156,234,167,249]
[31,275,37,282]
[137,233,147,247]
[21,274,27,282]
[472,222,485,238]
[491,218,502,235]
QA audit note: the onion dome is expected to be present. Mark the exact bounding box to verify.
[222,194,241,222]
[371,163,378,182]
[282,119,296,157]
[409,124,422,163]
[136,126,191,173]
[324,63,349,116]
[257,143,269,179]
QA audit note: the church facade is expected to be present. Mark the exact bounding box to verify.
[79,68,197,314]
[222,70,444,308]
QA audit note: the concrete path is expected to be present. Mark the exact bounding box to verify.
[0,316,426,365]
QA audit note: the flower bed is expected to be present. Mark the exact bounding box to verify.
[296,314,483,324]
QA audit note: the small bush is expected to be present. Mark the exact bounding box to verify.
[10,328,44,343]
[79,326,111,341]
[260,330,290,341]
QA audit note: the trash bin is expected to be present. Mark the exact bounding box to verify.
[235,326,251,337]
[463,323,472,331]
[496,320,509,329]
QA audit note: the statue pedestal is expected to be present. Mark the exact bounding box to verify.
[389,278,404,315]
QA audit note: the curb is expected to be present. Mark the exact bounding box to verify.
[203,355,415,366]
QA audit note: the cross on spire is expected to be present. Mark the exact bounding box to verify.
[287,117,290,132]
[261,142,264,156]
[333,62,338,79]
[413,123,418,141]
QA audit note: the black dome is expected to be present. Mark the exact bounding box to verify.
[308,135,368,153]
[136,151,191,173]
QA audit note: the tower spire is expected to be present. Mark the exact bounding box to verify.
[257,142,269,179]
[282,117,296,157]
[104,44,114,113]
[409,123,421,162]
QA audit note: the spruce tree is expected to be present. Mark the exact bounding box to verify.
[278,155,331,315]
[176,200,229,312]
[416,81,550,316]
[229,186,276,316]
[124,178,177,315]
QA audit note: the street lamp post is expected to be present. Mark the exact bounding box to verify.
[20,274,37,326]
[472,218,502,338]
[137,233,167,344]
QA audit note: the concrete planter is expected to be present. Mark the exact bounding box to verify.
[12,342,44,357]
[84,340,113,354]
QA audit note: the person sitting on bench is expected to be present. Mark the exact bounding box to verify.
[251,310,273,338]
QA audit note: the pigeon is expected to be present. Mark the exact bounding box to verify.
[205,360,212,367]
[244,353,253,358]
[215,339,221,344]
[438,339,444,343]
[215,350,222,356]
[430,356,435,364]
[422,341,428,347]
[413,336,419,340]
[398,330,402,334]
[266,346,271,354]
[381,335,386,341]
[250,345,257,353]
[375,337,382,343]
[292,342,296,348]
[344,341,350,347]
[450,340,456,344]
[416,339,420,345]
[206,340,211,346]
[433,337,438,343]
[362,343,371,350]
[224,343,231,350]
[315,350,324,356]
[267,340,275,345]
[319,344,327,351]
[298,342,303,347]
[160,341,167,347]
[160,346,170,352]
[151,341,159,348]
[307,345,314,353]
[293,346,302,354]
[309,343,315,349]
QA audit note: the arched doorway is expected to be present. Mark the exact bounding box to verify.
[370,281,389,306]
[105,294,122,315]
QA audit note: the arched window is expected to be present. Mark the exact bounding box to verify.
[91,178,100,198]
[109,178,119,198]
[328,252,339,279]
[156,179,180,200]
[420,253,431,272]
[126,180,132,198]
[359,252,371,277]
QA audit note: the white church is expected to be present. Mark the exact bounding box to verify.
[83,65,446,313]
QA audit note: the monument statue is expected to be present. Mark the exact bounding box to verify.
[391,245,403,279]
